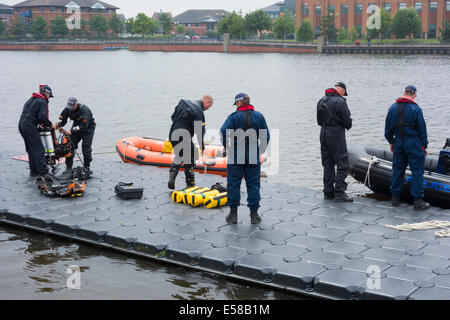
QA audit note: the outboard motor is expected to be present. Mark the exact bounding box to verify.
[436,138,450,175]
[38,127,56,165]
[444,138,450,150]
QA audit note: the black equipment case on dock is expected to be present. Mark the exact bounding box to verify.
[115,182,143,200]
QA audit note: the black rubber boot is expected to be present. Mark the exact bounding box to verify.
[84,167,93,179]
[391,196,400,207]
[250,211,262,224]
[168,166,179,190]
[29,170,38,177]
[37,173,55,183]
[324,192,335,200]
[56,168,73,181]
[185,165,195,187]
[335,191,353,202]
[65,156,74,170]
[226,207,238,224]
[84,160,93,176]
[414,199,431,211]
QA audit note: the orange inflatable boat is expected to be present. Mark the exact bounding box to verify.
[115,137,266,177]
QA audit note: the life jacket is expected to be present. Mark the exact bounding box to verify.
[32,92,49,119]
[393,96,418,140]
[237,105,255,131]
[317,89,341,126]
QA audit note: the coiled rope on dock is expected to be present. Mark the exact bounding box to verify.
[385,220,450,238]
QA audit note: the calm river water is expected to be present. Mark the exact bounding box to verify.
[0,51,449,299]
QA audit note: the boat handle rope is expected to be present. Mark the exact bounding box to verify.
[361,156,380,193]
[123,142,128,163]
[122,140,137,163]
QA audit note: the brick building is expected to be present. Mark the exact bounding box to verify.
[0,3,14,24]
[172,9,229,36]
[295,0,450,38]
[11,0,119,33]
[262,2,285,19]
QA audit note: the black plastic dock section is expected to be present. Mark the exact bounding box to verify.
[1,153,450,300]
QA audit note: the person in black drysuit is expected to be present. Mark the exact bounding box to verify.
[57,97,96,175]
[384,85,430,211]
[18,85,57,179]
[168,95,213,189]
[317,82,353,202]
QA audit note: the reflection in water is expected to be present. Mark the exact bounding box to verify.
[0,225,302,299]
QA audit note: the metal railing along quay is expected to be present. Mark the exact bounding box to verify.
[322,43,450,54]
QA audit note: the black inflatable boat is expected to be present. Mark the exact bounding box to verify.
[348,142,450,209]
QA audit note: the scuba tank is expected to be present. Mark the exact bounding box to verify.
[204,192,228,209]
[183,187,210,204]
[171,186,200,203]
[189,189,220,207]
[189,183,227,207]
[38,127,56,164]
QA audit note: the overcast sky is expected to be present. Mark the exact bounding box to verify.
[2,0,278,18]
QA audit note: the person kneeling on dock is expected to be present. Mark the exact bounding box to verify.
[57,97,96,177]
[384,85,430,211]
[168,95,213,189]
[220,93,270,225]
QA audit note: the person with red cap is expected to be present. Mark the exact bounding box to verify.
[18,85,57,180]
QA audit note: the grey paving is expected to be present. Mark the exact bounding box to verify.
[1,153,450,300]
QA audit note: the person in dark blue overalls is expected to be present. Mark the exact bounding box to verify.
[220,93,270,224]
[385,85,430,210]
[18,85,57,180]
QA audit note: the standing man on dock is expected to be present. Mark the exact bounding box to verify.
[384,85,430,211]
[317,82,353,202]
[57,97,96,177]
[168,95,213,190]
[220,93,270,224]
[18,85,57,181]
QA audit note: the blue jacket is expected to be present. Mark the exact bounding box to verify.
[220,105,270,165]
[384,96,428,148]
